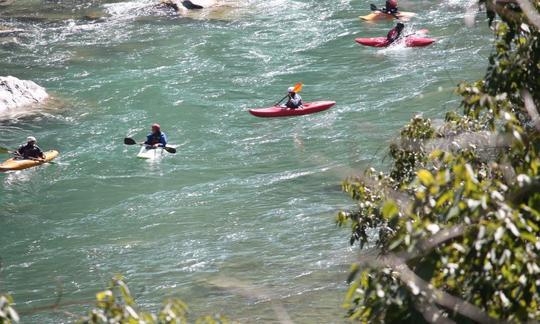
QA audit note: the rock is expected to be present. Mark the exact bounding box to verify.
[83,11,108,21]
[159,0,182,11]
[159,0,242,20]
[0,76,49,114]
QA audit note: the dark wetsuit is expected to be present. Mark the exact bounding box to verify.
[17,143,44,159]
[286,93,303,109]
[382,1,398,14]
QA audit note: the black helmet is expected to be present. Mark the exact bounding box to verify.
[397,22,405,29]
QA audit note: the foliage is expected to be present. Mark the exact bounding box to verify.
[79,275,229,324]
[339,1,540,323]
[0,294,19,324]
[1,276,228,323]
[389,116,436,185]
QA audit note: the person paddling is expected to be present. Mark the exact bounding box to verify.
[144,124,168,148]
[285,86,303,109]
[381,0,398,15]
[16,136,45,160]
[387,22,405,44]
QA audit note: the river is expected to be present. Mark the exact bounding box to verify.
[0,0,492,322]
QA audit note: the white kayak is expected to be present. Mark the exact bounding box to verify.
[137,146,165,160]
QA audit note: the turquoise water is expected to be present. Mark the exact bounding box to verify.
[1,0,493,322]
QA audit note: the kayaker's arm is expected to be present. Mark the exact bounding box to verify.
[35,145,45,159]
[16,145,24,156]
[158,133,168,148]
[144,134,152,146]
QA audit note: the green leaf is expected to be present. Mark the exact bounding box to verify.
[520,231,537,243]
[382,201,399,220]
[417,169,434,186]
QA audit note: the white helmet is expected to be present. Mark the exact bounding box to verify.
[287,87,294,93]
[27,136,36,142]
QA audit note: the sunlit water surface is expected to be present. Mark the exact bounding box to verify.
[0,0,492,322]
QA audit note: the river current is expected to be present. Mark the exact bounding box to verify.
[0,0,492,322]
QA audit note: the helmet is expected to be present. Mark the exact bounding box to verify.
[27,136,36,143]
[151,123,161,130]
[396,22,405,29]
[388,0,397,8]
[287,87,295,93]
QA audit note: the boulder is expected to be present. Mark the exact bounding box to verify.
[159,0,242,20]
[0,76,49,114]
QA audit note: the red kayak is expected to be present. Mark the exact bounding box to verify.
[355,36,435,48]
[248,101,336,118]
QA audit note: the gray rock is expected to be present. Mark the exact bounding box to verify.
[0,76,49,114]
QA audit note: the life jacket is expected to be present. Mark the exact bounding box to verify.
[18,144,43,159]
[387,28,400,42]
[149,132,162,145]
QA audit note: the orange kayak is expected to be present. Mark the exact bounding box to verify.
[0,150,59,172]
[359,11,415,21]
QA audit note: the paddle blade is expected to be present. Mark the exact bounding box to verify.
[164,146,177,154]
[370,4,377,11]
[0,147,9,154]
[124,138,137,145]
[292,82,303,93]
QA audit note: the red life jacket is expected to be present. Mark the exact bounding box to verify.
[387,28,399,41]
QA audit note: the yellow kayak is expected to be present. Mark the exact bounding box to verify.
[0,150,59,172]
[359,11,416,21]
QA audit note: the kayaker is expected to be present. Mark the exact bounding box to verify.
[387,22,405,44]
[381,0,398,14]
[144,124,168,148]
[285,87,303,109]
[16,136,45,160]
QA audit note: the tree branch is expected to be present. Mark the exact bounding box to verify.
[414,299,456,324]
[355,253,506,324]
[507,179,540,205]
[353,224,508,324]
[391,257,508,324]
[396,224,468,261]
[515,0,540,29]
[521,89,540,132]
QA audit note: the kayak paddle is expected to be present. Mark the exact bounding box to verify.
[0,147,18,156]
[403,29,429,38]
[22,155,56,164]
[370,3,400,19]
[124,137,177,154]
[181,0,203,9]
[274,82,303,106]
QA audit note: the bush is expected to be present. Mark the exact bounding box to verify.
[339,1,540,322]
